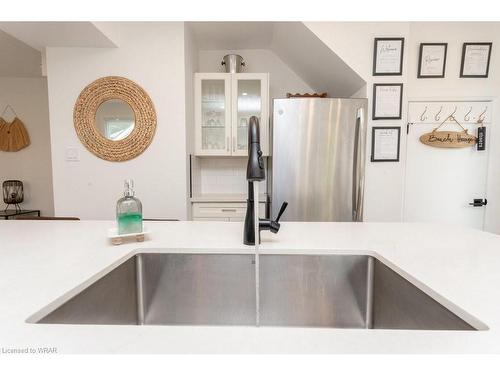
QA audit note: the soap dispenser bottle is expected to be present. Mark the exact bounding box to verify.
[116,179,143,235]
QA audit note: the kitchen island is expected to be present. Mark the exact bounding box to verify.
[1,220,499,354]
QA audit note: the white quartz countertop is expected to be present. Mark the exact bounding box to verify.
[1,220,500,354]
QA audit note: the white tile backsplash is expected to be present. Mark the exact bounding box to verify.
[197,157,267,195]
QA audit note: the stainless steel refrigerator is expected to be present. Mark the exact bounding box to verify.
[271,98,368,222]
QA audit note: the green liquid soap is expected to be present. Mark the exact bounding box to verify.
[117,212,143,235]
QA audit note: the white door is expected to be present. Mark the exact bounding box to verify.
[231,73,269,156]
[195,73,232,156]
[403,101,491,230]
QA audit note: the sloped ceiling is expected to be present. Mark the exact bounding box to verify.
[188,21,366,97]
[0,29,41,77]
[0,22,116,51]
[190,22,274,50]
[271,22,365,98]
[0,21,366,96]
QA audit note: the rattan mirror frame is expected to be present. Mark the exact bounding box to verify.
[73,76,157,162]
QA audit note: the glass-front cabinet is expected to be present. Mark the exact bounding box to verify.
[231,73,269,156]
[195,73,269,156]
[195,74,232,155]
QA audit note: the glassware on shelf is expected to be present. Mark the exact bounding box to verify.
[202,110,224,128]
[200,79,228,151]
[202,80,224,103]
[202,126,225,150]
[237,126,247,150]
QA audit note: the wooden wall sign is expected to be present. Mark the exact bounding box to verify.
[420,130,476,148]
[420,116,477,148]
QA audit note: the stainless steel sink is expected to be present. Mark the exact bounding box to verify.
[33,254,477,330]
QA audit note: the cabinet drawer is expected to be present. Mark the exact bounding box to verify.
[192,202,266,219]
[193,203,246,218]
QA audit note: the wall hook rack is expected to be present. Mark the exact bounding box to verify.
[410,101,491,126]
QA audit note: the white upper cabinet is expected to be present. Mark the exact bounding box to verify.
[195,73,232,156]
[231,73,269,156]
[195,73,269,156]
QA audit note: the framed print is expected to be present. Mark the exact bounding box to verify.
[371,127,401,162]
[418,43,448,78]
[460,42,492,78]
[373,38,405,76]
[372,83,403,120]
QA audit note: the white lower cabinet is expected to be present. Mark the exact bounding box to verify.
[192,202,266,222]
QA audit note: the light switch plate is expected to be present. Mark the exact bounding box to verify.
[65,147,80,162]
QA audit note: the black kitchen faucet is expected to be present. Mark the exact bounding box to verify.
[243,116,288,245]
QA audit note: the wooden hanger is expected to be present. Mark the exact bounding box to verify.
[433,115,468,133]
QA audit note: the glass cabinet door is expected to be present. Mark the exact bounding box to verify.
[232,74,268,156]
[195,74,231,155]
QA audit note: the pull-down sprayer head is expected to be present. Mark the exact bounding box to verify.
[246,116,265,182]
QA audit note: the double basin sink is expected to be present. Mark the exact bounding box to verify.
[32,253,478,330]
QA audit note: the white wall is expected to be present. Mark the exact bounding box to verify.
[407,22,500,233]
[306,22,500,233]
[0,77,54,215]
[198,49,313,100]
[45,22,188,220]
[0,29,41,77]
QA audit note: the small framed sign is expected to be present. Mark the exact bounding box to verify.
[372,83,403,120]
[460,42,492,78]
[418,43,447,78]
[373,38,404,76]
[371,127,401,162]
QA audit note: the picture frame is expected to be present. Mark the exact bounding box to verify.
[371,127,401,162]
[460,42,492,78]
[418,43,448,78]
[373,37,405,76]
[372,83,403,120]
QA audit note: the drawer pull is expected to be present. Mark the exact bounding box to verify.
[221,209,237,212]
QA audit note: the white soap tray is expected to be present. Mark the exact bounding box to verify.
[107,227,151,245]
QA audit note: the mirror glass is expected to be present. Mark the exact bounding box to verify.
[95,99,135,141]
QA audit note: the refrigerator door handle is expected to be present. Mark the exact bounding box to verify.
[352,107,366,221]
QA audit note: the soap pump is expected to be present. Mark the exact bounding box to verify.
[116,179,143,235]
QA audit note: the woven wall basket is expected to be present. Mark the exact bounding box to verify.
[73,76,157,162]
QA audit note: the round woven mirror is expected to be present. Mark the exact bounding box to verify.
[73,76,157,161]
